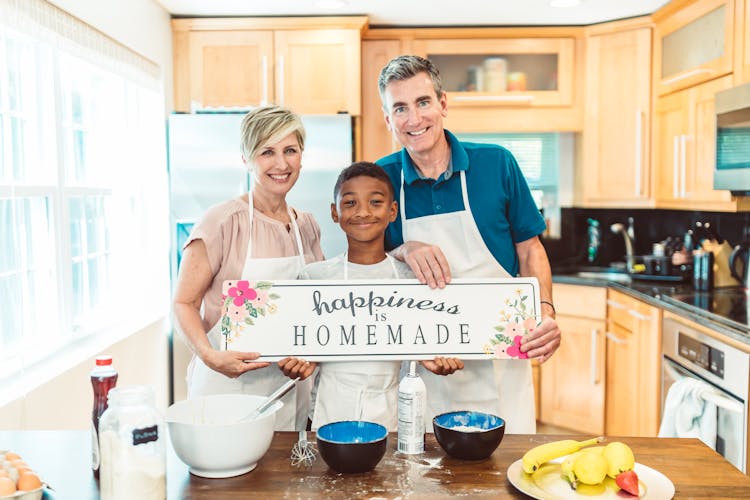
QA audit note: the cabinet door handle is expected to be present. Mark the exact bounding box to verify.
[627,309,649,321]
[680,134,688,198]
[277,55,285,106]
[635,110,643,197]
[452,95,534,104]
[606,332,628,345]
[590,328,600,386]
[607,299,626,310]
[661,68,714,86]
[261,55,268,105]
[673,135,679,199]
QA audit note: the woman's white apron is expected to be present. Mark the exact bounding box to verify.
[400,170,536,434]
[187,193,311,431]
[311,254,402,431]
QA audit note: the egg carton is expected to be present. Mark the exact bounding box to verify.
[0,450,46,500]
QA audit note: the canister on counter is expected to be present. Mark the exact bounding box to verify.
[693,249,715,291]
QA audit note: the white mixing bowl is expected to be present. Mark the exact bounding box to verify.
[166,394,282,478]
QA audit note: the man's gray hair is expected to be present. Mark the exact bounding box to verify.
[377,55,443,105]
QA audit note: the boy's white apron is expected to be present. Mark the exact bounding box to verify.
[187,193,311,431]
[399,170,536,434]
[311,254,402,431]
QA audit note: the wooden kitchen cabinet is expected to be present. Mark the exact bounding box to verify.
[653,0,735,96]
[605,289,662,437]
[581,22,652,208]
[361,27,584,139]
[411,37,575,108]
[540,284,606,434]
[360,40,402,161]
[172,17,367,114]
[654,75,750,211]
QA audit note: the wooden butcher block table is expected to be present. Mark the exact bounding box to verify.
[2,431,750,498]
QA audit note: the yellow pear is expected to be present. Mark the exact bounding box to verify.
[573,451,608,485]
[603,441,635,478]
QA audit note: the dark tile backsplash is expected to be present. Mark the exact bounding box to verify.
[543,208,750,269]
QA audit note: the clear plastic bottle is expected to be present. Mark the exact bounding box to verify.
[398,361,426,454]
[91,355,118,477]
[99,385,166,500]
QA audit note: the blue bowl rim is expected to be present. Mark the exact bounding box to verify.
[316,420,388,444]
[432,411,505,432]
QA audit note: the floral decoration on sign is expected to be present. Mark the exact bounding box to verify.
[483,288,538,359]
[220,280,279,349]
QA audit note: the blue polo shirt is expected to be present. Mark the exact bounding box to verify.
[376,130,546,276]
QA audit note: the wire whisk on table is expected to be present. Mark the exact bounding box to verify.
[291,430,317,467]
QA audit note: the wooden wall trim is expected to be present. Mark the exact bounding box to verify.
[652,0,703,23]
[172,16,368,32]
[362,26,585,41]
[584,15,655,36]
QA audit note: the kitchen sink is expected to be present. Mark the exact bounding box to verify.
[574,270,632,283]
[554,265,633,283]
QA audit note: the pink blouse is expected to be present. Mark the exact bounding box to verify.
[184,197,325,330]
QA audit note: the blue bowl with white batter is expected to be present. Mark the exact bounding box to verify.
[316,420,388,473]
[433,411,505,460]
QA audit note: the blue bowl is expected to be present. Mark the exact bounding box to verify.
[432,411,505,460]
[316,421,388,473]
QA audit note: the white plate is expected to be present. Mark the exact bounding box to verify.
[507,457,675,499]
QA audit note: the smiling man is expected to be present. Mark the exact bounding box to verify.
[375,55,561,434]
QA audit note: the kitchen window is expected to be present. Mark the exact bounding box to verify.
[454,132,573,238]
[0,1,169,382]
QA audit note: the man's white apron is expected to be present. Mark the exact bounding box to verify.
[399,170,536,434]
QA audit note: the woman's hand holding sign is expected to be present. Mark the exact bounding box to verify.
[204,349,271,379]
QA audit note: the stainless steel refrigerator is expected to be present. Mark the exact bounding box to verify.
[167,112,353,401]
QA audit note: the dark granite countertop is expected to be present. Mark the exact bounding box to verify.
[552,271,750,346]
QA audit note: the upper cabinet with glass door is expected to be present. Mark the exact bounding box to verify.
[411,38,575,108]
[653,0,735,96]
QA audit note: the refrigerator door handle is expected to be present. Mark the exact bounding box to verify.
[261,56,268,105]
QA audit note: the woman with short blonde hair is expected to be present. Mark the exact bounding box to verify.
[173,105,322,431]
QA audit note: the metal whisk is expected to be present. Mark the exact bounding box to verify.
[291,430,317,467]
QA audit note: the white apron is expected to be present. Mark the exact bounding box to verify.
[187,193,311,431]
[400,169,536,434]
[311,254,402,431]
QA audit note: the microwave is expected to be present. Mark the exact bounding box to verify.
[715,83,750,195]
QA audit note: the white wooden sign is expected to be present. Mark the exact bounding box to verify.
[219,278,541,361]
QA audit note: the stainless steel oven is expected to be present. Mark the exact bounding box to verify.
[661,317,748,472]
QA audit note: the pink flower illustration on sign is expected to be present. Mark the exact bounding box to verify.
[220,281,280,349]
[226,302,246,321]
[227,280,258,306]
[505,335,529,359]
[484,288,538,359]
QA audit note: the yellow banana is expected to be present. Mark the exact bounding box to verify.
[522,437,603,474]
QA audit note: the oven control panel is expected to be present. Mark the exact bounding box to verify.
[679,332,725,378]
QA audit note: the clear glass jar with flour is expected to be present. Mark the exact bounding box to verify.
[99,385,166,500]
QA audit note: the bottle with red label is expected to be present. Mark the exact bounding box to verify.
[91,355,118,478]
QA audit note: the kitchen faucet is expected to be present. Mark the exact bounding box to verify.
[610,217,635,273]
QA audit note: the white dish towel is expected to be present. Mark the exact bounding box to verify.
[658,377,718,450]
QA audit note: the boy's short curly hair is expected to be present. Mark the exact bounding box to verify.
[333,162,395,202]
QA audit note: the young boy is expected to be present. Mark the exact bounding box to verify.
[293,161,462,431]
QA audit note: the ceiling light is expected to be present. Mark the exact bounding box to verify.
[549,0,581,7]
[315,0,348,9]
